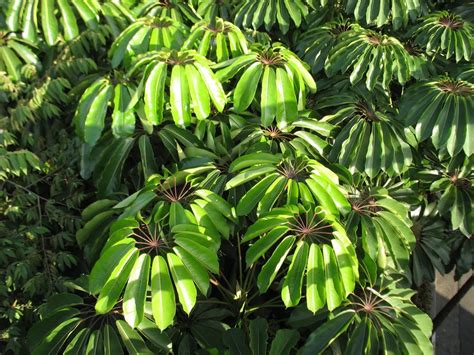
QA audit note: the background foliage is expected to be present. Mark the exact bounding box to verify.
[0,0,473,354]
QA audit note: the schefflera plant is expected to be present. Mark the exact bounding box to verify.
[325,25,411,91]
[345,188,416,272]
[225,152,351,218]
[321,85,414,178]
[215,43,316,128]
[296,19,353,74]
[73,71,139,148]
[117,169,236,239]
[74,48,227,147]
[243,205,358,313]
[130,48,227,126]
[399,76,474,157]
[182,17,249,62]
[109,16,190,68]
[89,216,221,331]
[88,172,235,330]
[300,275,433,354]
[413,11,472,62]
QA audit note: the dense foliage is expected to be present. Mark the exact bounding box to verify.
[0,0,473,354]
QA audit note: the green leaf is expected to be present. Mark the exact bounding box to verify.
[243,215,290,242]
[193,199,230,238]
[96,248,138,314]
[74,79,107,141]
[294,131,328,155]
[186,64,211,120]
[381,328,398,355]
[249,318,268,355]
[452,188,467,231]
[86,329,102,355]
[41,0,59,45]
[84,83,113,146]
[173,226,219,248]
[33,317,81,355]
[89,240,134,294]
[174,236,219,273]
[306,178,338,217]
[123,254,151,327]
[322,244,343,311]
[215,54,258,81]
[331,239,355,296]
[194,189,233,220]
[308,173,351,216]
[112,84,135,138]
[63,328,90,355]
[393,323,424,354]
[58,0,79,41]
[151,255,176,331]
[109,23,142,68]
[229,153,280,173]
[282,240,309,307]
[286,54,316,92]
[136,317,173,352]
[194,61,226,112]
[6,0,22,31]
[173,246,210,295]
[216,32,230,62]
[261,66,277,126]
[223,328,252,355]
[76,210,116,247]
[41,293,83,317]
[144,62,167,125]
[257,236,295,293]
[375,216,409,270]
[246,225,288,266]
[8,41,38,66]
[0,46,21,80]
[307,243,326,314]
[234,62,263,112]
[257,176,286,214]
[116,320,152,354]
[95,138,135,198]
[378,210,415,249]
[139,135,158,180]
[27,308,80,351]
[81,199,117,222]
[275,67,298,128]
[269,329,300,355]
[167,252,197,315]
[170,65,191,126]
[350,47,373,85]
[225,165,276,190]
[301,310,355,355]
[344,318,369,355]
[103,324,123,355]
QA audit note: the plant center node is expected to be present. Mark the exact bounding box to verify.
[439,16,464,30]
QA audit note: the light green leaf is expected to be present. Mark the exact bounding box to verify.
[151,255,176,331]
[123,254,151,328]
[167,252,197,315]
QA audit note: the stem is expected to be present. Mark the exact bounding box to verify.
[243,264,257,291]
[237,236,243,288]
[211,278,235,299]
